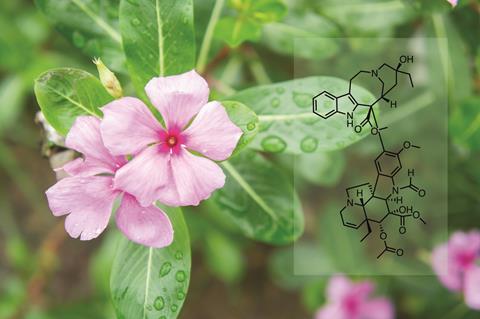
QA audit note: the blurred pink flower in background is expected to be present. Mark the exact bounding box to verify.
[46,116,173,248]
[447,0,458,6]
[101,70,242,207]
[315,275,394,319]
[432,230,480,310]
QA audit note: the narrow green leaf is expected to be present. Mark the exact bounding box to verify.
[0,76,27,135]
[34,68,113,135]
[119,0,195,95]
[35,0,125,72]
[230,76,375,154]
[221,100,259,157]
[111,207,190,319]
[216,150,304,244]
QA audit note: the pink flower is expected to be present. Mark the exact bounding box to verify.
[447,0,458,7]
[315,275,394,319]
[431,230,480,309]
[46,116,173,248]
[100,70,242,207]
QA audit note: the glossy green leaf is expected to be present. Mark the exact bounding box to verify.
[111,207,190,319]
[119,0,195,95]
[34,68,113,135]
[216,150,304,244]
[262,12,340,59]
[35,0,125,72]
[221,100,259,157]
[230,76,375,154]
[214,0,286,47]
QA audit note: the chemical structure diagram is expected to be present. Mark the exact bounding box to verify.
[312,56,427,259]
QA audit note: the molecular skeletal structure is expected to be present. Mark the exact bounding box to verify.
[312,56,427,259]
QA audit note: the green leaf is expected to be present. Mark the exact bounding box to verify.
[230,76,375,154]
[214,16,261,48]
[215,0,286,47]
[262,12,340,59]
[35,0,125,72]
[111,207,190,319]
[450,96,480,151]
[216,150,304,244]
[34,68,113,135]
[204,230,245,284]
[221,100,259,157]
[295,151,346,187]
[119,0,195,95]
[0,76,27,135]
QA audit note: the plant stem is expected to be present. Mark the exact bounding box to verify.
[197,0,226,73]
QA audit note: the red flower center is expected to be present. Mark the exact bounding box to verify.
[167,135,177,147]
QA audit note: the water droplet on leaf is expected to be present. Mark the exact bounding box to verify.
[131,18,141,26]
[292,92,311,109]
[261,136,286,153]
[154,296,165,310]
[270,98,280,108]
[300,136,318,153]
[175,251,183,260]
[246,122,256,131]
[175,270,186,282]
[171,304,178,312]
[159,262,172,277]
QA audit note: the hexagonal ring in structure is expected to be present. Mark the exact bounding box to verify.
[312,91,337,119]
[375,151,402,177]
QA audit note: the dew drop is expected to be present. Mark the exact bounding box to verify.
[154,296,165,310]
[175,270,186,282]
[300,136,318,153]
[131,18,141,26]
[270,97,280,108]
[261,136,286,153]
[159,262,172,277]
[72,31,85,48]
[176,291,185,300]
[171,304,178,312]
[175,251,183,260]
[246,122,256,131]
[292,92,311,109]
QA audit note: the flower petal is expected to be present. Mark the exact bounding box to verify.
[45,176,118,240]
[156,149,226,207]
[101,97,161,156]
[315,304,346,319]
[327,275,353,303]
[432,243,463,292]
[115,194,173,248]
[183,101,243,161]
[113,145,170,207]
[66,116,124,174]
[361,298,395,319]
[145,70,209,129]
[465,267,480,310]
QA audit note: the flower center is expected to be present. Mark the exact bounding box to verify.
[167,135,177,147]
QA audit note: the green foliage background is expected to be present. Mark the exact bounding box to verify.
[0,0,479,318]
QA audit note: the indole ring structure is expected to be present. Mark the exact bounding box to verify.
[312,56,427,259]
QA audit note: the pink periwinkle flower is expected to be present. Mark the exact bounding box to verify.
[315,275,394,319]
[46,116,174,248]
[100,70,242,207]
[431,230,480,310]
[447,0,458,7]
